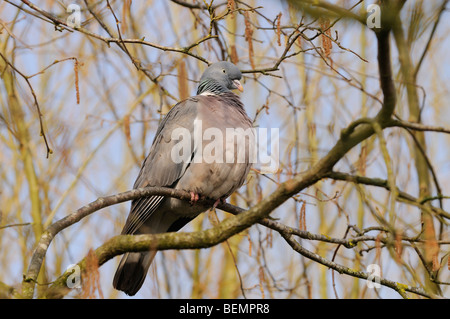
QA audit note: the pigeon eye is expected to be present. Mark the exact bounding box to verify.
[222,69,226,73]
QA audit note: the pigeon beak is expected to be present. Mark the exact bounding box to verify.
[232,79,244,92]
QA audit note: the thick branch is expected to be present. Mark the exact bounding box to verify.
[45,202,446,299]
[22,187,196,298]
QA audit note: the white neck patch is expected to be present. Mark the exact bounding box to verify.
[200,91,216,96]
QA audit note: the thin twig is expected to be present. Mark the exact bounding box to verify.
[0,51,52,157]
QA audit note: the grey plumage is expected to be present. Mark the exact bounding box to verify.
[113,61,254,296]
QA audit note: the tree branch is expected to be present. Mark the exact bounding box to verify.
[18,0,213,65]
[325,171,450,220]
[43,190,447,299]
[22,186,196,298]
[279,231,439,299]
[387,119,450,135]
[170,0,227,11]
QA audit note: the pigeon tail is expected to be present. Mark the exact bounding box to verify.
[113,207,194,296]
[113,251,156,296]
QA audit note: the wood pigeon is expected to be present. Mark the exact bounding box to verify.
[113,61,255,296]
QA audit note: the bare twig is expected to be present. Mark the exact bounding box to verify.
[0,51,52,157]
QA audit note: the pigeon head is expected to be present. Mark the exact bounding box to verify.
[197,61,243,95]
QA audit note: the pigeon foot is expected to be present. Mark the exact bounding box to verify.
[190,192,200,205]
[213,197,226,209]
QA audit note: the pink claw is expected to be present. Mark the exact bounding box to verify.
[190,192,199,205]
[213,197,226,209]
